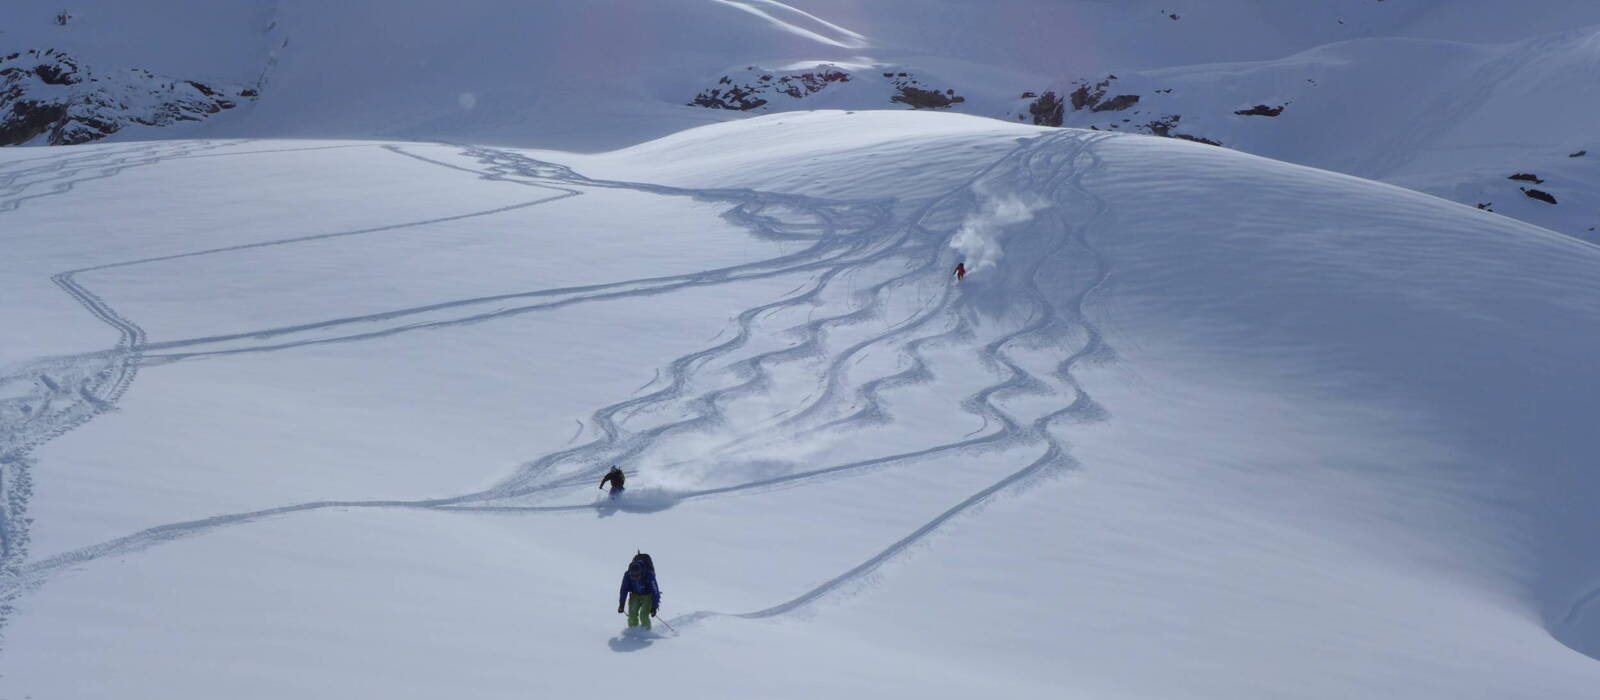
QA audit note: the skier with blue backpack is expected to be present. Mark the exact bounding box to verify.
[617,552,660,630]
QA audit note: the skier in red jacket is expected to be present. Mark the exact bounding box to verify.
[953,262,967,282]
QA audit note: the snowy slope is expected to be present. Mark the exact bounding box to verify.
[2,111,1599,698]
[3,1,1598,237]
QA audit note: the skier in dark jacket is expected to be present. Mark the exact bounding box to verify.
[617,557,660,630]
[598,466,625,498]
[953,262,967,282]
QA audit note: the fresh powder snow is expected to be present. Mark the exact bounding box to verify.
[2,2,1599,699]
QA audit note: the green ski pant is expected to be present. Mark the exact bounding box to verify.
[627,592,654,629]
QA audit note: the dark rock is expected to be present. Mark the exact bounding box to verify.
[1174,133,1223,146]
[779,69,850,98]
[1020,91,1037,99]
[689,84,767,111]
[689,66,850,111]
[1069,83,1097,110]
[1142,114,1220,145]
[1507,173,1544,184]
[1570,150,1587,157]
[1521,188,1557,204]
[1143,115,1180,137]
[1069,76,1140,112]
[1026,91,1064,126]
[1093,94,1140,112]
[31,58,80,86]
[1234,104,1284,117]
[1476,202,1494,211]
[0,100,66,145]
[1,48,255,146]
[891,85,964,109]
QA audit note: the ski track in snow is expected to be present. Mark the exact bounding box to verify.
[0,132,1117,636]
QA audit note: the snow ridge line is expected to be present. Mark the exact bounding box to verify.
[1562,584,1600,627]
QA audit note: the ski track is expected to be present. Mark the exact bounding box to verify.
[0,141,240,213]
[0,132,1121,637]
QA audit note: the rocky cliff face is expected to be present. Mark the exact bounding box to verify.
[1011,76,1220,145]
[689,65,853,111]
[0,48,255,146]
[688,64,966,113]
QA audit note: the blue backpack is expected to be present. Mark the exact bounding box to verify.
[631,551,654,578]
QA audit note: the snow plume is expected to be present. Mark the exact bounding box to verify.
[632,397,839,493]
[948,186,1049,274]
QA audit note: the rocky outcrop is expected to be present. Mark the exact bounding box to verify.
[689,65,851,111]
[689,81,769,111]
[886,73,964,109]
[1234,104,1285,117]
[1069,76,1140,112]
[1,48,255,146]
[890,85,963,109]
[688,65,965,112]
[1507,172,1544,184]
[1521,187,1557,205]
[1142,114,1221,146]
[1025,91,1064,126]
[1172,132,1223,146]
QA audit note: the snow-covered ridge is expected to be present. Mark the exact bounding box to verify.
[0,48,256,146]
[5,0,1593,240]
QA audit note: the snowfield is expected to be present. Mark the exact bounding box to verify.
[5,0,1598,238]
[3,109,1599,698]
[5,0,1600,697]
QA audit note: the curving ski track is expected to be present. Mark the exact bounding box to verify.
[0,132,1119,638]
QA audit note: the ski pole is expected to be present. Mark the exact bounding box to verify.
[654,612,676,633]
